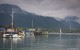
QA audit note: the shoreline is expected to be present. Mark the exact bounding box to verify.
[49,33,80,35]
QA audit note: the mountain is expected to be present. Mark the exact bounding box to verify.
[0,4,61,29]
[0,4,80,31]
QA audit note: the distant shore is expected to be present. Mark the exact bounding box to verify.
[49,33,80,35]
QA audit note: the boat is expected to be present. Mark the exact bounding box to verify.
[25,19,35,36]
[3,9,25,38]
[18,31,25,38]
[26,28,48,36]
[34,28,48,35]
[26,29,35,36]
[3,30,25,38]
[28,19,48,35]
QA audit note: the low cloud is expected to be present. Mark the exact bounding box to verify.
[0,0,80,18]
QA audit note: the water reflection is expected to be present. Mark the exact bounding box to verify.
[0,33,80,50]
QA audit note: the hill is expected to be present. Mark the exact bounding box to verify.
[0,4,80,32]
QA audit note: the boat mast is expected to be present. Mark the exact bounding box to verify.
[10,8,13,50]
[70,23,71,32]
[32,19,33,28]
[11,9,14,28]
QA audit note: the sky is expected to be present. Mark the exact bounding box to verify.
[0,0,80,18]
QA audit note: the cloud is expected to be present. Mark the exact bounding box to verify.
[0,0,80,18]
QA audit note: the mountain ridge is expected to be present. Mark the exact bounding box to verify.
[0,4,80,30]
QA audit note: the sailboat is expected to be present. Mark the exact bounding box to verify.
[31,20,48,35]
[26,19,48,35]
[3,9,16,37]
[3,9,25,38]
[26,19,35,36]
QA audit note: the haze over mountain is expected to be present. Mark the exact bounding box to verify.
[0,4,80,30]
[1,0,80,18]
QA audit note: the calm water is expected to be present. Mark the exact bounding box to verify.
[0,33,80,50]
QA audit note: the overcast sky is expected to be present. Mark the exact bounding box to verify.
[0,0,80,18]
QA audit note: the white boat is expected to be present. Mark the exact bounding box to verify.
[26,29,35,36]
[3,9,25,38]
[3,31,25,38]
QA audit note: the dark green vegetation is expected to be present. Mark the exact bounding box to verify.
[0,4,80,33]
